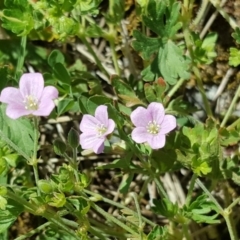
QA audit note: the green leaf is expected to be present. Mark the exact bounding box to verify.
[78,0,101,15]
[184,194,220,224]
[118,173,134,194]
[112,76,144,106]
[229,47,240,67]
[167,96,198,116]
[159,40,190,84]
[147,226,169,240]
[0,105,34,157]
[85,23,105,37]
[152,198,178,219]
[1,0,34,36]
[57,98,75,116]
[141,57,160,82]
[0,196,7,210]
[193,32,218,64]
[132,30,161,59]
[0,198,24,233]
[144,83,156,102]
[143,0,182,38]
[53,62,71,85]
[48,50,65,68]
[0,67,10,91]
[232,27,240,44]
[87,95,112,115]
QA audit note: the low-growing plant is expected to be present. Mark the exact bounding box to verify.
[0,0,240,239]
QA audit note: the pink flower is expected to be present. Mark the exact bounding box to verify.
[131,102,176,149]
[79,105,115,154]
[0,73,58,119]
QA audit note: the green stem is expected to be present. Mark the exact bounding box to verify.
[90,201,138,236]
[196,178,223,212]
[165,78,185,103]
[226,118,240,130]
[83,189,155,227]
[220,83,240,127]
[72,147,80,182]
[226,197,240,212]
[183,24,213,117]
[183,224,192,240]
[208,0,238,30]
[31,117,40,196]
[192,0,209,27]
[6,190,80,239]
[109,38,121,75]
[185,174,197,206]
[79,36,110,78]
[223,209,238,240]
[153,176,169,200]
[15,36,27,80]
[131,193,143,240]
[15,222,51,240]
[193,68,210,117]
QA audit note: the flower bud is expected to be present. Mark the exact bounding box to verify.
[46,192,66,208]
[67,128,79,148]
[0,186,7,196]
[38,180,53,194]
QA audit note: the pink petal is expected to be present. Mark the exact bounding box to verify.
[33,86,58,116]
[95,105,108,126]
[80,132,105,154]
[19,73,44,100]
[147,134,166,149]
[105,119,115,135]
[92,139,105,154]
[130,106,151,127]
[131,127,148,143]
[148,102,165,124]
[160,115,176,134]
[5,104,31,119]
[80,115,99,132]
[41,86,58,100]
[0,87,24,104]
[33,99,55,116]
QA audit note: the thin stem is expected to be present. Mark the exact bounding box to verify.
[15,36,27,80]
[182,19,213,117]
[165,78,185,103]
[79,36,110,78]
[192,0,209,27]
[72,147,80,182]
[90,201,138,236]
[153,177,169,200]
[185,174,197,207]
[83,189,156,227]
[7,190,80,239]
[31,117,40,196]
[15,222,51,240]
[109,38,121,75]
[226,197,240,212]
[196,178,223,212]
[183,224,192,240]
[208,0,238,30]
[223,210,238,240]
[194,66,213,117]
[220,82,240,127]
[131,193,143,240]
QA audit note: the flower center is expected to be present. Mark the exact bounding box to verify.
[147,120,160,135]
[96,124,107,137]
[23,95,39,110]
